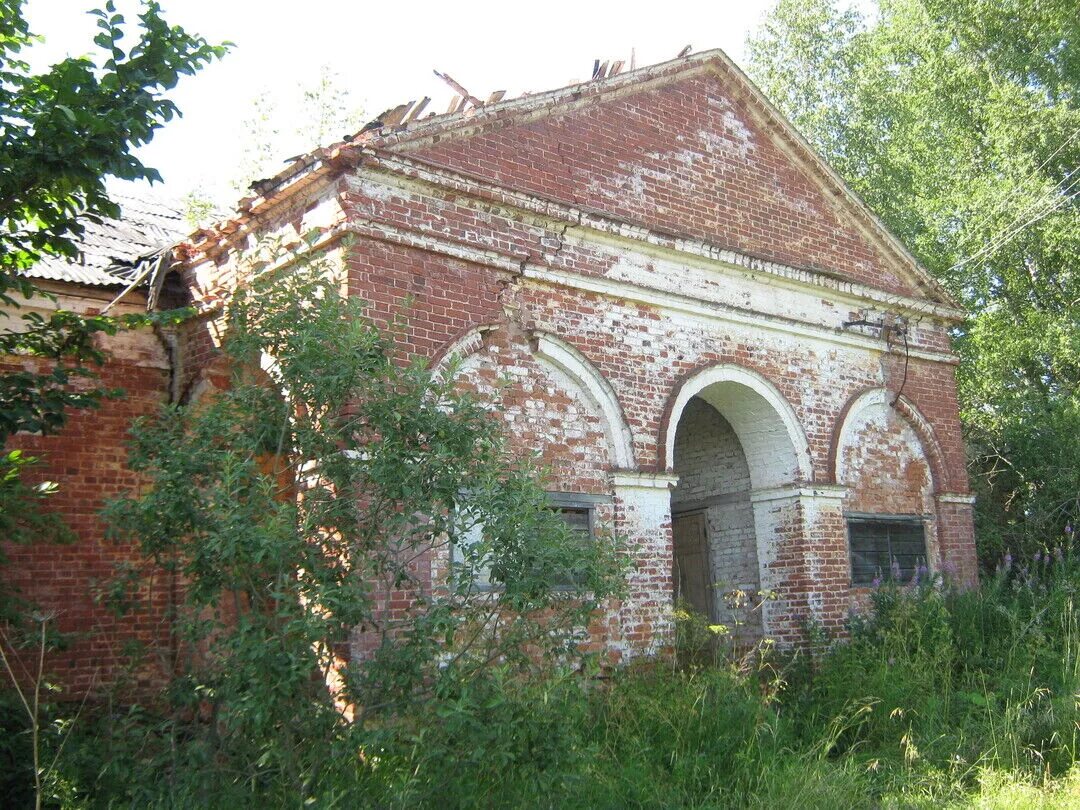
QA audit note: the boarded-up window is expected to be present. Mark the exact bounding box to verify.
[549,504,594,589]
[848,518,927,585]
[453,496,601,590]
[552,505,591,534]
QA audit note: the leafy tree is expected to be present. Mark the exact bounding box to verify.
[0,0,227,594]
[747,0,1080,562]
[1,0,227,286]
[99,244,627,802]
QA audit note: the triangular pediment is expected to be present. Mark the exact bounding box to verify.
[376,51,950,304]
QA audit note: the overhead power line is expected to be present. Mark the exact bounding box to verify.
[953,168,1080,271]
[962,121,1080,243]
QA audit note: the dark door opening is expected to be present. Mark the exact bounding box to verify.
[672,512,713,620]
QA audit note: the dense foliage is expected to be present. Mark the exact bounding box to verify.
[0,0,225,430]
[6,550,1076,806]
[67,244,627,804]
[746,0,1080,563]
[0,0,226,281]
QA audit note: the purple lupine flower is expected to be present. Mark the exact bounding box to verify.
[1004,552,1013,570]
[1066,524,1074,537]
[1055,547,1065,563]
[942,559,958,580]
[871,575,882,589]
[891,559,902,581]
[1034,550,1043,565]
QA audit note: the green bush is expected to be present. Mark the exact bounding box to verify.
[27,553,1080,806]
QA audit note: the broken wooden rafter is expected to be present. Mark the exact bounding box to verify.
[433,69,481,108]
[592,58,627,81]
[404,96,431,123]
[380,101,414,128]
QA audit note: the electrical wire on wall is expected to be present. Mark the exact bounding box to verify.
[842,310,911,407]
[889,327,910,408]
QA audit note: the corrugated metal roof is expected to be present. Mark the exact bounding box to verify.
[26,191,189,288]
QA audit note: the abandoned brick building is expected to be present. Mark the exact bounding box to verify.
[6,48,977,689]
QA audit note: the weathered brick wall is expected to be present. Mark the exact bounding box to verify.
[455,330,613,492]
[327,200,972,647]
[0,291,172,697]
[344,237,506,356]
[347,324,622,661]
[398,70,922,298]
[936,496,979,586]
[839,397,935,517]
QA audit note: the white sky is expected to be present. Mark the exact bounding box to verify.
[26,0,778,206]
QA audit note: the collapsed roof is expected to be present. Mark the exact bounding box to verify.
[27,191,188,289]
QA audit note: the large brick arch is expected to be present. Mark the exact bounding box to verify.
[658,364,813,486]
[431,324,637,474]
[829,388,950,494]
[530,332,637,471]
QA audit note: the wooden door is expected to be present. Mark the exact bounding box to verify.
[672,512,712,620]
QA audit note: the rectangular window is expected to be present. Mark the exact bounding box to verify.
[548,502,595,589]
[848,516,927,585]
[452,493,604,591]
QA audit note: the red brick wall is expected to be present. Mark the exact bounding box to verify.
[345,237,506,355]
[400,72,923,298]
[1,327,171,698]
[839,400,935,517]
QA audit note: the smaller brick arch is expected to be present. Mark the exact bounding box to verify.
[660,364,813,488]
[430,324,637,471]
[429,323,496,377]
[829,388,950,493]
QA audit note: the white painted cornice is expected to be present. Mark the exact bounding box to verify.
[333,218,959,365]
[611,472,680,490]
[352,153,966,324]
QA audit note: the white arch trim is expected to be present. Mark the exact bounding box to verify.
[663,365,812,486]
[533,333,637,470]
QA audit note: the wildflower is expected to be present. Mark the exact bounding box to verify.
[1034,549,1043,564]
[890,559,902,580]
[871,575,882,588]
[1055,547,1065,562]
[1004,552,1013,569]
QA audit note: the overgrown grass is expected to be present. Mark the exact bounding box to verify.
[8,547,1080,807]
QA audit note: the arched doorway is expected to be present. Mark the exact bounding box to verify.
[671,397,759,638]
[665,367,810,644]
